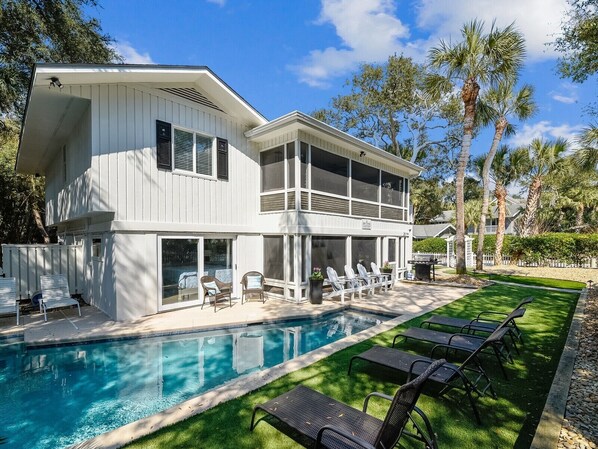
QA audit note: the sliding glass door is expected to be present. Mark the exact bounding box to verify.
[159,237,235,311]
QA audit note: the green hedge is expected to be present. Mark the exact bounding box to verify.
[509,233,598,265]
[413,237,446,253]
[414,233,598,266]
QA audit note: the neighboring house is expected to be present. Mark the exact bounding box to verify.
[17,64,422,321]
[430,196,524,236]
[412,223,456,240]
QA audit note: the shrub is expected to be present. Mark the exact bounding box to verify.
[413,237,446,253]
[509,233,598,265]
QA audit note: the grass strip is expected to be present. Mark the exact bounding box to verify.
[125,284,579,449]
[469,272,585,290]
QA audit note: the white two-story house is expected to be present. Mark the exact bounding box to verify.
[17,64,421,321]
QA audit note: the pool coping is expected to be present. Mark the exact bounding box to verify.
[68,306,446,449]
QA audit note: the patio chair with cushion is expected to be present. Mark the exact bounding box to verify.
[393,310,526,380]
[251,358,447,449]
[240,271,265,304]
[421,296,533,344]
[39,274,81,322]
[0,277,19,325]
[200,275,232,312]
[348,327,508,424]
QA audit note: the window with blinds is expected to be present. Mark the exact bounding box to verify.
[173,127,214,176]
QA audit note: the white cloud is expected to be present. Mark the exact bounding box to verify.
[293,0,570,87]
[206,0,226,6]
[290,0,423,88]
[415,0,568,61]
[113,41,154,64]
[507,120,585,147]
[550,83,578,104]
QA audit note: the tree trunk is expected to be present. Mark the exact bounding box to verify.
[456,77,480,274]
[575,204,584,231]
[494,183,507,265]
[31,201,50,243]
[519,177,542,237]
[476,118,507,270]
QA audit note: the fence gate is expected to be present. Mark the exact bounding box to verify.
[1,244,84,298]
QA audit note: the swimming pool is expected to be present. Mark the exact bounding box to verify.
[0,310,391,449]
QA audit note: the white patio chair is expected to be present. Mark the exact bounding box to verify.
[344,265,369,296]
[0,277,19,325]
[371,262,392,290]
[357,263,387,294]
[325,267,361,303]
[40,274,81,322]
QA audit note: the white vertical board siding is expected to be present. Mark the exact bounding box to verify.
[114,233,158,321]
[236,235,264,278]
[84,84,260,228]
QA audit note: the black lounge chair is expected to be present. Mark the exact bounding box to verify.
[348,327,508,424]
[421,296,533,343]
[392,310,524,379]
[251,359,447,449]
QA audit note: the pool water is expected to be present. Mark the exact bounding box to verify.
[0,310,390,449]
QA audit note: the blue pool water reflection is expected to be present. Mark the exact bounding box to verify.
[0,310,391,449]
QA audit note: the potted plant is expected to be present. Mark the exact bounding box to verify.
[381,261,393,274]
[309,267,324,304]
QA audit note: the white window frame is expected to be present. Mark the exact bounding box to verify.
[171,125,217,179]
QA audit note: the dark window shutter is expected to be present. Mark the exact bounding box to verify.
[156,120,172,170]
[217,138,228,180]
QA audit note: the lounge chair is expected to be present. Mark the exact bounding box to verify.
[39,274,81,322]
[251,358,446,449]
[0,277,19,325]
[240,271,265,304]
[325,267,362,303]
[421,296,533,343]
[393,310,525,380]
[200,275,233,312]
[371,262,392,290]
[348,327,508,424]
[357,263,387,294]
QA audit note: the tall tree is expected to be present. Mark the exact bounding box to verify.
[426,20,525,274]
[573,124,598,170]
[474,80,536,270]
[0,0,120,244]
[554,0,598,83]
[518,138,569,236]
[312,54,462,169]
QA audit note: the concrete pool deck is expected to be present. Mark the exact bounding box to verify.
[1,282,477,449]
[0,282,475,346]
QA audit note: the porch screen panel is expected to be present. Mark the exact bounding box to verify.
[287,142,295,189]
[174,129,193,172]
[264,236,284,280]
[161,239,198,306]
[388,238,397,262]
[351,237,376,270]
[352,161,379,202]
[196,134,213,176]
[204,239,232,282]
[311,147,348,197]
[381,171,404,207]
[261,146,285,192]
[311,236,345,276]
[300,142,308,189]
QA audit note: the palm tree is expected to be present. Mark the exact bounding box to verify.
[474,80,536,270]
[427,20,525,274]
[488,146,527,264]
[574,124,598,171]
[518,138,568,237]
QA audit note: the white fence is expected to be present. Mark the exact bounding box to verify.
[1,244,84,298]
[413,252,598,269]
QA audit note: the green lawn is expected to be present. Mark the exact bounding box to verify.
[470,272,585,290]
[125,284,579,449]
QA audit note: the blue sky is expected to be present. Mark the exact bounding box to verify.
[89,0,596,157]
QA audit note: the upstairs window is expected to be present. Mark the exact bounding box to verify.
[311,146,348,196]
[173,128,214,176]
[352,161,379,202]
[261,146,285,192]
[381,171,405,207]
